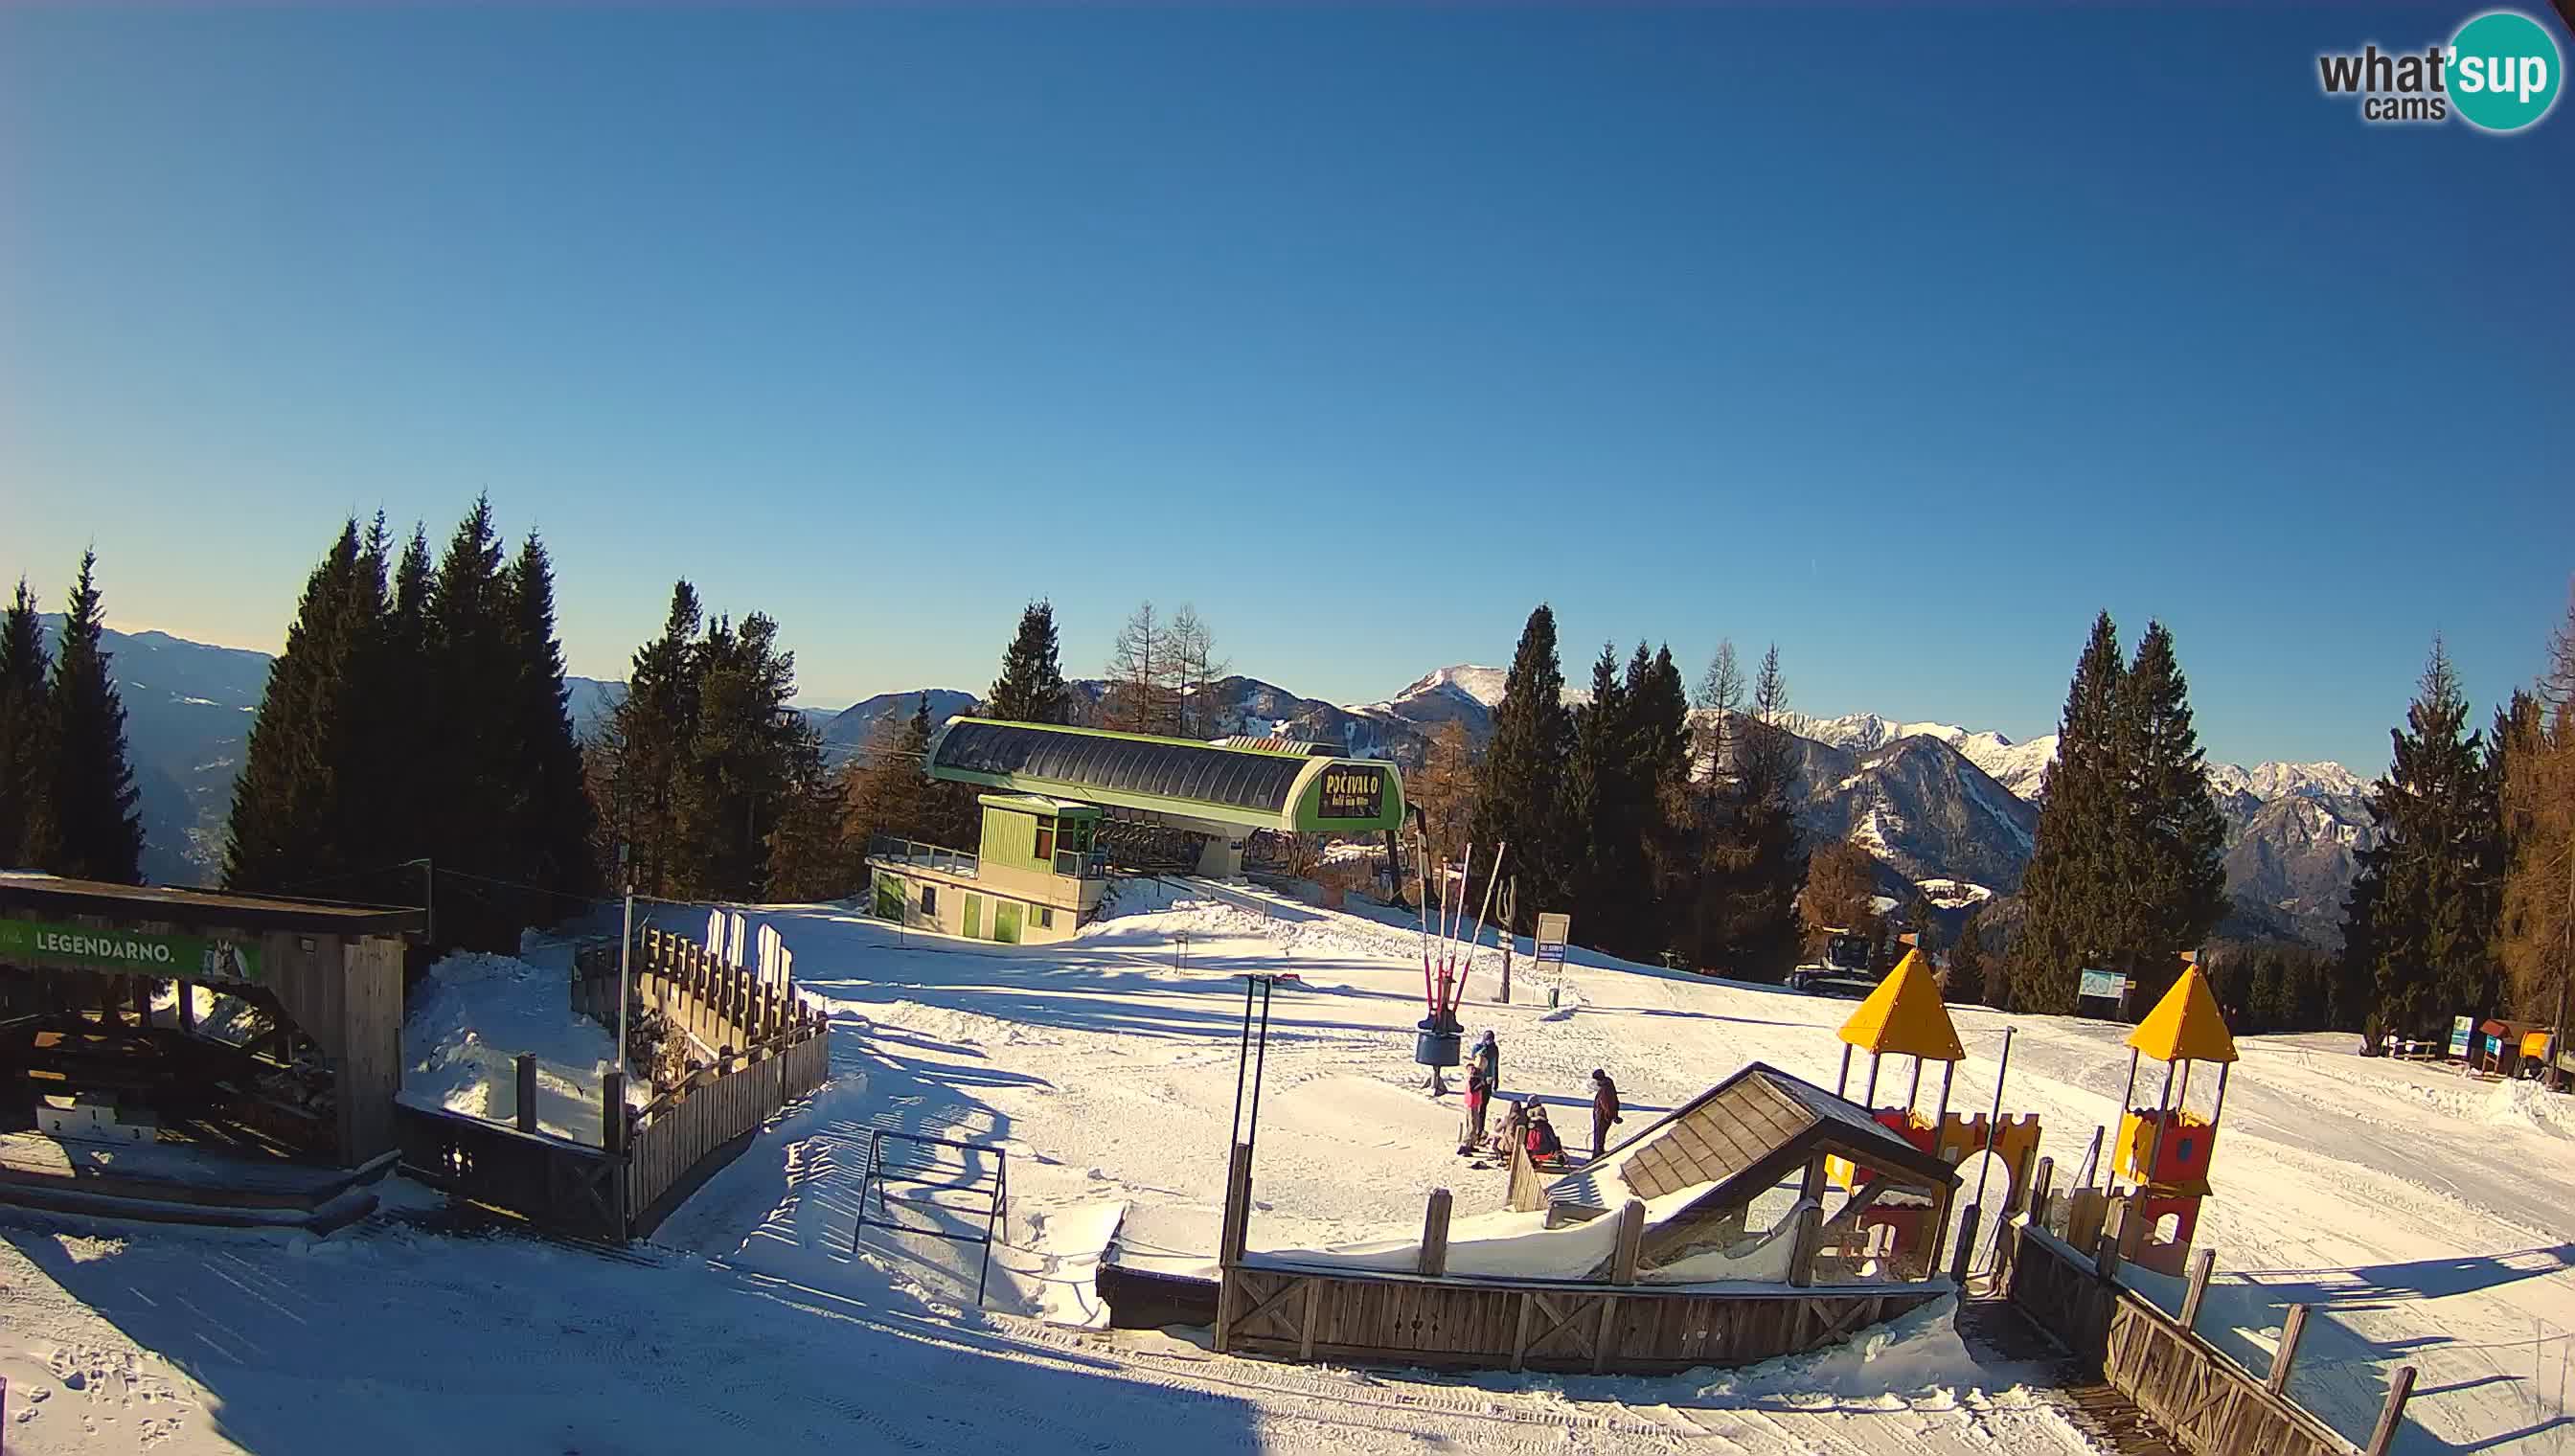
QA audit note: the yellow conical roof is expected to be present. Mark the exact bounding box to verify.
[1837,948,1965,1062]
[2127,965,2238,1064]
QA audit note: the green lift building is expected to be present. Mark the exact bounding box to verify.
[864,719,1407,945]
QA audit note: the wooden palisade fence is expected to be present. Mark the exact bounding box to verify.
[1216,1190,1948,1375]
[396,926,831,1243]
[2000,1169,2412,1456]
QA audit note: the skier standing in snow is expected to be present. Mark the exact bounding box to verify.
[1588,1069,1622,1160]
[1457,1030,1501,1154]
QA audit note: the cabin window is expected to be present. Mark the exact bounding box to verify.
[920,885,938,916]
[1036,906,1054,929]
[1035,816,1057,862]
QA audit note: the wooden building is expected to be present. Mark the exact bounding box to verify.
[0,874,419,1172]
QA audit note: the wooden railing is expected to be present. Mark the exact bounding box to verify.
[1999,1179,2404,1456]
[399,927,833,1243]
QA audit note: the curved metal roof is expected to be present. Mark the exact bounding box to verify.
[931,719,1311,816]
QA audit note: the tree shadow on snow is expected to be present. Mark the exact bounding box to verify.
[0,1204,1266,1456]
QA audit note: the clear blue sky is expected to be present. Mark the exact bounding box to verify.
[4,6,2568,771]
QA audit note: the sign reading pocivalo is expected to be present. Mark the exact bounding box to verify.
[1316,763,1386,820]
[1534,912,1570,967]
[2077,968,2129,1002]
[0,919,261,983]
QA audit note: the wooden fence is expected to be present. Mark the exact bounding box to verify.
[397,928,832,1243]
[1216,1261,1948,1374]
[1216,1188,1947,1375]
[2000,1197,2402,1456]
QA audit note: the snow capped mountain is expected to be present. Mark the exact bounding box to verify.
[1384,665,1511,712]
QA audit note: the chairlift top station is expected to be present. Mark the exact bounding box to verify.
[863,719,1406,945]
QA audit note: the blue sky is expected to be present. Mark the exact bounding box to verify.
[3,6,2568,771]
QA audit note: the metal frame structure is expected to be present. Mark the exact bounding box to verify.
[853,1126,1013,1305]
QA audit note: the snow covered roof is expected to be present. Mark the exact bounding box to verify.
[1547,1062,1957,1223]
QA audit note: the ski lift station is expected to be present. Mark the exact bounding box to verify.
[864,719,1406,945]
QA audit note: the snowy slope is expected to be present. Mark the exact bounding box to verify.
[7,884,2571,1456]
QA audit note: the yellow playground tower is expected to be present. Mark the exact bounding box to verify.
[1828,947,2040,1274]
[2110,961,2238,1276]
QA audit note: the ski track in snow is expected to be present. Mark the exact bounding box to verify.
[2,881,2568,1454]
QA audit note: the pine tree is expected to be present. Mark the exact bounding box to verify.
[2009,612,2128,1012]
[502,533,599,909]
[44,551,145,883]
[424,496,521,940]
[1470,605,1574,931]
[1679,640,1745,970]
[681,612,805,899]
[2108,622,2229,1011]
[988,600,1071,724]
[1701,645,1804,979]
[1801,842,1882,948]
[764,713,849,901]
[0,580,53,867]
[1566,643,1642,949]
[1903,886,1941,953]
[841,710,929,850]
[225,520,379,893]
[1629,644,1694,958]
[599,581,706,897]
[1948,905,1990,1006]
[2339,641,2504,1039]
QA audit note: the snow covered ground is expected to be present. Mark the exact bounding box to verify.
[2,880,2569,1454]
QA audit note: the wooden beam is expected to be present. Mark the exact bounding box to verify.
[2267,1304,2311,1396]
[515,1054,538,1136]
[1609,1199,1646,1285]
[1788,1153,1828,1287]
[2178,1246,2216,1332]
[2363,1364,2417,1456]
[1510,1291,1536,1373]
[1591,1293,1619,1375]
[1298,1278,1321,1362]
[1419,1188,1453,1277]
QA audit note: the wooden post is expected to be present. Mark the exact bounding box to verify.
[1297,1279,1321,1361]
[1417,1188,1453,1276]
[133,977,154,1029]
[601,1071,627,1156]
[2179,1246,2216,1332]
[1789,1154,1828,1287]
[2029,1156,2055,1222]
[176,980,196,1034]
[2363,1365,2417,1456]
[2010,1140,2040,1216]
[2267,1304,2312,1396]
[515,1055,538,1135]
[1219,1143,1253,1265]
[2093,1195,2126,1279]
[1609,1198,1646,1285]
[1948,1204,1982,1284]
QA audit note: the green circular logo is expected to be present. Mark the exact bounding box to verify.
[2450,10,2563,132]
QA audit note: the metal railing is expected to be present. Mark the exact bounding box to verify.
[868,833,979,878]
[854,1126,1011,1305]
[1053,848,1110,878]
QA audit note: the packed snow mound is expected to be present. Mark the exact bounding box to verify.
[399,948,628,1145]
[1697,1295,1979,1402]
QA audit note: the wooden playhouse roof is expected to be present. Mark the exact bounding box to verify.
[0,874,422,939]
[2127,965,2237,1065]
[1836,948,1964,1062]
[1547,1061,1958,1217]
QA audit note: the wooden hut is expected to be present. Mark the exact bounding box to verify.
[0,875,420,1223]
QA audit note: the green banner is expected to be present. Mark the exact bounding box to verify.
[0,919,262,983]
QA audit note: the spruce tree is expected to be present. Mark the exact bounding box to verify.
[764,714,848,901]
[1681,640,1745,970]
[2340,641,2504,1038]
[988,600,1071,724]
[2108,622,2229,1010]
[2009,612,2128,1012]
[1903,886,1941,953]
[44,551,145,883]
[1629,644,1693,957]
[1948,905,1990,1006]
[502,534,598,911]
[601,581,706,897]
[0,580,53,866]
[225,520,377,893]
[1566,643,1640,949]
[1470,605,1574,931]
